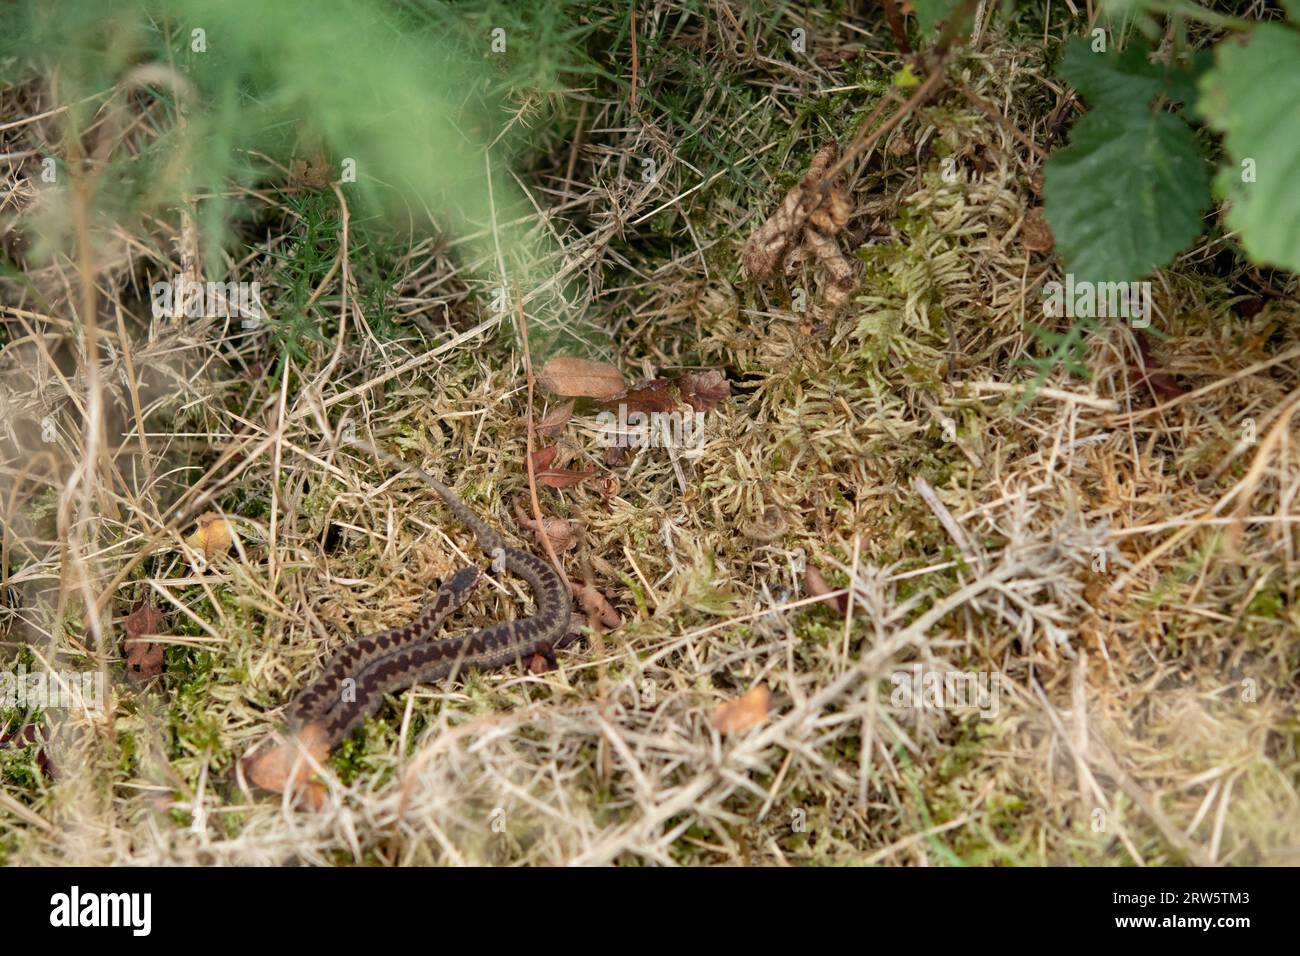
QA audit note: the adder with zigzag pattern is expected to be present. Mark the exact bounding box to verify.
[284,440,572,746]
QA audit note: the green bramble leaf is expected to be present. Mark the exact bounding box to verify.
[1058,35,1212,117]
[1057,37,1163,111]
[1045,109,1209,284]
[1044,37,1211,284]
[1200,24,1300,273]
[1164,50,1214,121]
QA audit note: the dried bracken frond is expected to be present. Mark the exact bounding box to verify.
[742,143,860,333]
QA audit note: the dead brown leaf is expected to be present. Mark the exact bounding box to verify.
[123,599,167,685]
[678,369,731,412]
[530,445,560,471]
[537,356,625,400]
[608,378,677,415]
[711,685,772,736]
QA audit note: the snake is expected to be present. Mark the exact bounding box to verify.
[283,440,573,747]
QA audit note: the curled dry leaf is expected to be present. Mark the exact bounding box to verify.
[241,722,331,810]
[1135,333,1185,401]
[805,565,849,614]
[512,498,580,553]
[538,399,576,439]
[710,685,772,736]
[678,369,731,412]
[186,512,234,558]
[529,446,599,489]
[803,224,856,334]
[572,582,621,631]
[806,184,852,236]
[805,225,854,283]
[531,445,560,471]
[537,355,625,400]
[599,471,620,500]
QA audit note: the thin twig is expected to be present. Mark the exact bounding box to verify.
[514,292,571,591]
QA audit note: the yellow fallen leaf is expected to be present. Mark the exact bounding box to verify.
[186,512,234,558]
[711,685,772,736]
[894,64,920,89]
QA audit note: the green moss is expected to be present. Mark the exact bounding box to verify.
[1247,587,1285,620]
[0,739,43,790]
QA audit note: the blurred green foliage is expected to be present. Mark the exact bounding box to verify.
[0,0,608,325]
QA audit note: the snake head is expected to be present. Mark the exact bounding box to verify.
[445,565,481,593]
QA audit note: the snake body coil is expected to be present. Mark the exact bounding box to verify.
[285,441,572,746]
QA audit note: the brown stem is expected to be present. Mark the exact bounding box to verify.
[882,0,912,56]
[513,292,571,591]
